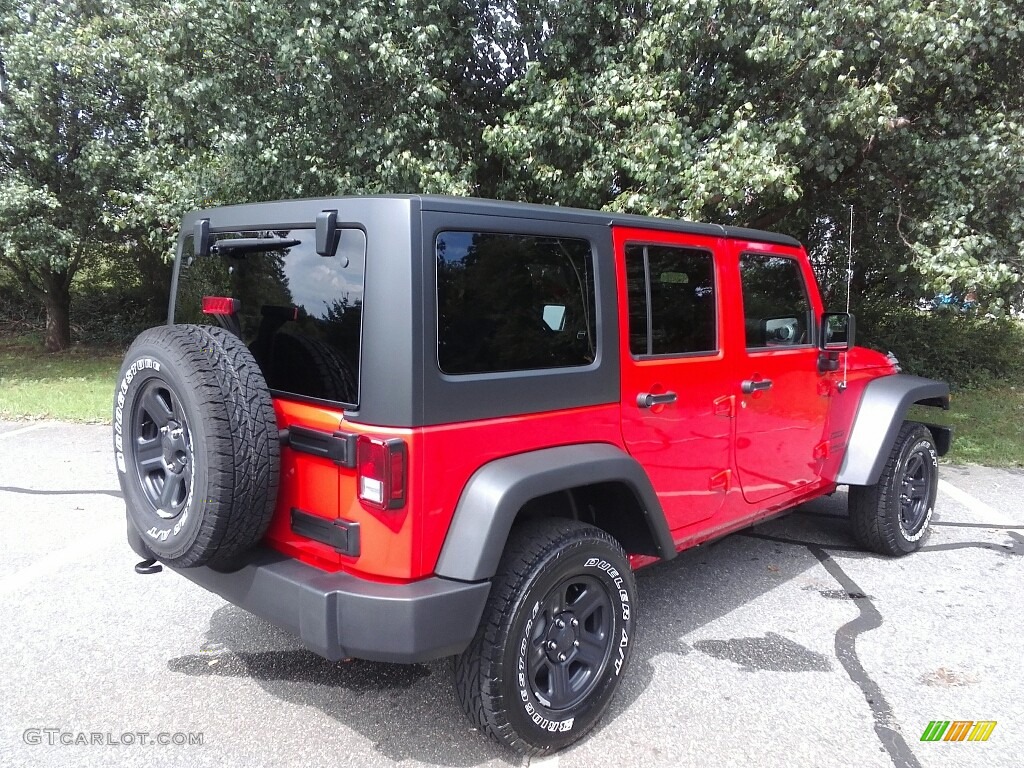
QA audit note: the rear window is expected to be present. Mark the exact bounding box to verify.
[625,244,717,357]
[174,229,365,406]
[436,231,597,375]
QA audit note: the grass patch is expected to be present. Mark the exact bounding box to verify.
[0,335,123,422]
[910,385,1024,467]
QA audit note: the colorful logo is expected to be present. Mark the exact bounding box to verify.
[920,721,997,742]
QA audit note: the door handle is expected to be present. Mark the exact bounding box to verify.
[741,378,773,394]
[637,391,677,408]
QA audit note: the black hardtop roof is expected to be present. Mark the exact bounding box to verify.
[186,194,802,248]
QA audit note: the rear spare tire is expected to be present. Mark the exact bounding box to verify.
[113,324,279,568]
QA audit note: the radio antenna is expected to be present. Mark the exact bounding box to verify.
[842,205,854,389]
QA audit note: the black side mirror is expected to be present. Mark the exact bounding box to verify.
[820,312,855,350]
[818,312,854,373]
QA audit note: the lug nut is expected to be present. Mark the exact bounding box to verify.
[556,618,565,629]
[570,618,579,628]
[548,640,558,650]
[573,639,580,647]
[558,653,567,661]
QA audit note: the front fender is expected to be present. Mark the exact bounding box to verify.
[434,443,675,582]
[836,374,951,486]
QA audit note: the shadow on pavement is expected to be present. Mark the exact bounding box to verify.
[166,488,1019,766]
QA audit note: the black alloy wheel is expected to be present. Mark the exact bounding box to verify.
[898,446,934,538]
[131,379,194,519]
[849,421,939,556]
[114,324,279,567]
[454,518,637,754]
[526,574,615,710]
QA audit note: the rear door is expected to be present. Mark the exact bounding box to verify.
[730,243,829,504]
[616,227,735,532]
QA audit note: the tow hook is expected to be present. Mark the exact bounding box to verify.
[134,558,163,575]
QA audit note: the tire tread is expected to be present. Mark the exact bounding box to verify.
[117,323,279,567]
[849,421,934,557]
[454,518,632,755]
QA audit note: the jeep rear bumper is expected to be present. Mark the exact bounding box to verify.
[128,524,490,663]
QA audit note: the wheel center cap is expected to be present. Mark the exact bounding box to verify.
[544,612,580,661]
[160,421,188,473]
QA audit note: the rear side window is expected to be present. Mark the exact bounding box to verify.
[739,253,812,349]
[625,244,717,356]
[436,231,597,375]
[174,229,365,406]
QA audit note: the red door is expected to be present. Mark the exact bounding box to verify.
[729,243,829,504]
[615,227,734,532]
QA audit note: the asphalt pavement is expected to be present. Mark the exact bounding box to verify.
[0,420,1021,768]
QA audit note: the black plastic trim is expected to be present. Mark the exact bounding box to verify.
[212,237,302,254]
[921,422,954,457]
[434,443,676,582]
[168,548,490,663]
[290,508,361,556]
[421,212,619,424]
[836,374,952,486]
[193,218,210,257]
[284,425,357,468]
[416,195,801,247]
[172,195,803,427]
[315,210,339,256]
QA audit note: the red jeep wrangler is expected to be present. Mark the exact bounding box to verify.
[114,195,951,754]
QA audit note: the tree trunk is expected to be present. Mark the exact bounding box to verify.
[137,247,172,322]
[43,274,71,352]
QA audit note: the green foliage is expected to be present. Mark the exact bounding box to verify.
[0,0,166,349]
[861,310,1024,388]
[910,386,1024,467]
[483,0,1023,313]
[1,0,1022,360]
[0,335,121,422]
[142,0,496,206]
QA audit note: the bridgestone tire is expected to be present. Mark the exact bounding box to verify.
[454,519,637,755]
[849,421,938,556]
[113,324,279,568]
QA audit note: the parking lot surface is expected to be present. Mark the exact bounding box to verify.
[1,420,1020,767]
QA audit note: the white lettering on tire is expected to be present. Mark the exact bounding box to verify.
[584,557,631,621]
[902,441,938,543]
[113,357,161,474]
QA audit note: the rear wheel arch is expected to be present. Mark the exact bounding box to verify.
[434,444,675,582]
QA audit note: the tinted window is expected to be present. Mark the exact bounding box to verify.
[625,244,717,356]
[175,229,365,405]
[436,231,596,374]
[739,253,812,348]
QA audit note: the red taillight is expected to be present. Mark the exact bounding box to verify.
[202,296,240,315]
[357,436,407,510]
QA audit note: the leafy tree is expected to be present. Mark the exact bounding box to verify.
[483,0,1024,313]
[4,0,1021,354]
[143,0,501,204]
[0,0,156,350]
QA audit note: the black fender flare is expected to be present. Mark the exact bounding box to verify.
[433,443,675,582]
[836,374,951,486]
